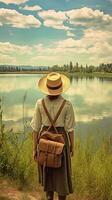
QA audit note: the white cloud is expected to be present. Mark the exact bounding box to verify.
[0,42,32,54]
[39,10,66,21]
[0,0,28,5]
[0,27,112,66]
[21,5,42,11]
[0,53,16,63]
[82,29,112,58]
[56,38,75,48]
[0,6,112,66]
[66,31,75,37]
[0,42,33,65]
[51,28,112,63]
[76,29,112,49]
[0,6,112,33]
[66,7,112,31]
[32,55,57,62]
[37,7,112,32]
[89,41,112,57]
[38,9,70,30]
[90,55,112,64]
[56,29,112,50]
[0,8,41,28]
[53,38,88,54]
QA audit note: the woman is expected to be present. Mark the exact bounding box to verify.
[30,72,75,200]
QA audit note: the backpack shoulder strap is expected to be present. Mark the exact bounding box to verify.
[53,99,66,125]
[42,98,66,127]
[42,98,54,126]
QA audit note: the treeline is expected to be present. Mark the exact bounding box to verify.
[0,65,48,72]
[0,62,112,73]
[50,62,112,73]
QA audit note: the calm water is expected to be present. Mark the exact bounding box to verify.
[0,74,112,139]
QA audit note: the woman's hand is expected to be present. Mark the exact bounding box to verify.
[68,130,74,157]
[70,145,74,157]
[33,150,37,162]
[32,131,38,162]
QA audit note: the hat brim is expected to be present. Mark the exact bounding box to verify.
[38,74,70,96]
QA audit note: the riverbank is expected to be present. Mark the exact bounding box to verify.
[0,71,48,74]
[0,71,112,78]
[67,71,112,78]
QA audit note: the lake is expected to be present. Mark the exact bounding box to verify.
[0,74,112,140]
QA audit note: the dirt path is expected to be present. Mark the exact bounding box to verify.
[0,177,92,200]
[0,178,42,200]
[0,178,61,200]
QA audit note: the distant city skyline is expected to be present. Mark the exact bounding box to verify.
[0,0,112,66]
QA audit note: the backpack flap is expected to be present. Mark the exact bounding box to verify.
[38,138,64,155]
[40,131,65,144]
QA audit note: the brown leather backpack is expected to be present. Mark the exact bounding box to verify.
[37,98,66,168]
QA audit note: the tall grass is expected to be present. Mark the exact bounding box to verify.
[0,96,37,189]
[71,136,112,200]
[0,97,112,199]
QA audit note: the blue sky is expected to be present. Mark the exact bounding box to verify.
[0,0,112,66]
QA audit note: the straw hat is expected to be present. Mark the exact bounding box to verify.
[38,72,70,96]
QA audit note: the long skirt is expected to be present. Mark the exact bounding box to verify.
[37,126,73,196]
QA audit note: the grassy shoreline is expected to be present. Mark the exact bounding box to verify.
[0,97,112,200]
[0,71,112,78]
[0,132,112,200]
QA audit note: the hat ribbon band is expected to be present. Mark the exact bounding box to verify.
[47,82,62,90]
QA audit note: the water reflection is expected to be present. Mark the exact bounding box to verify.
[69,73,112,80]
[0,74,112,133]
[98,77,112,82]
